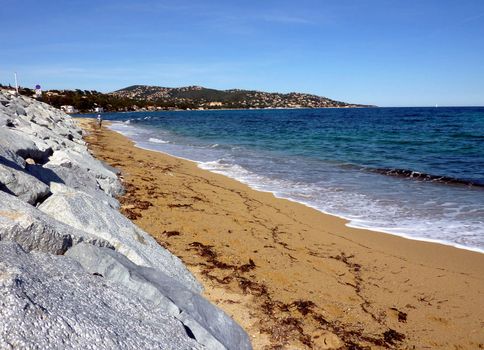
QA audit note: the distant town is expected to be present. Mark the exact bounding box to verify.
[0,83,373,113]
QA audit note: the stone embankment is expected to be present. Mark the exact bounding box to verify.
[0,89,252,350]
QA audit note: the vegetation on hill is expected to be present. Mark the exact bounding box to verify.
[113,85,372,109]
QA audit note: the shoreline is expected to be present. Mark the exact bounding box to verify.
[131,137,484,254]
[108,120,484,255]
[78,118,484,349]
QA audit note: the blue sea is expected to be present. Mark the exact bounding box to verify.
[86,107,484,252]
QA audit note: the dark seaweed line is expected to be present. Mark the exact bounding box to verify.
[367,167,483,188]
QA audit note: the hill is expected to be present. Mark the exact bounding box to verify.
[112,85,372,109]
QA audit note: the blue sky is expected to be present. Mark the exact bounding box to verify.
[1,0,483,106]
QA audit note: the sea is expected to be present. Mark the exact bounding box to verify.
[85,107,484,253]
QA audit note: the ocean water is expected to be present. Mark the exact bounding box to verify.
[87,107,484,252]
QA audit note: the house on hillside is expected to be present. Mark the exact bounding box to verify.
[60,105,79,114]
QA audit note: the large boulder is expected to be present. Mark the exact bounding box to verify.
[47,149,124,197]
[0,92,9,105]
[0,162,50,205]
[0,241,203,350]
[14,115,87,153]
[0,191,111,254]
[24,100,83,137]
[0,127,52,164]
[67,243,252,350]
[28,165,120,209]
[0,91,84,151]
[38,188,202,292]
[0,144,26,170]
[4,101,27,117]
[0,111,15,127]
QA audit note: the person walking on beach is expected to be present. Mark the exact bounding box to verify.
[97,114,102,128]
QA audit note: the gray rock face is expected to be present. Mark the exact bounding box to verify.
[28,163,120,209]
[5,102,27,117]
[0,127,52,164]
[0,144,25,168]
[67,243,252,350]
[0,92,9,105]
[0,241,203,350]
[47,149,124,197]
[39,187,202,293]
[0,112,14,127]
[14,117,88,154]
[0,191,112,254]
[0,162,50,205]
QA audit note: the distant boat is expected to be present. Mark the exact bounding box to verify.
[435,104,438,108]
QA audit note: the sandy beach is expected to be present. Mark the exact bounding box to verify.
[77,118,484,349]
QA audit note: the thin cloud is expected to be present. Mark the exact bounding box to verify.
[261,14,315,25]
[98,1,193,13]
[425,9,484,40]
[461,11,484,24]
[200,11,317,36]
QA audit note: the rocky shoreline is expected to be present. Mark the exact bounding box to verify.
[0,90,251,349]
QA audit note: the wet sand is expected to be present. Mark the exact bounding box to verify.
[77,118,483,349]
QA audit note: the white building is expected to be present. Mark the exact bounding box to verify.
[207,101,223,107]
[60,105,79,114]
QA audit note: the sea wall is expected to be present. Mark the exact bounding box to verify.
[0,89,251,350]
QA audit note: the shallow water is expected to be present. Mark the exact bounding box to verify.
[85,107,484,252]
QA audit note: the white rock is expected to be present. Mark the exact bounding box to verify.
[0,163,50,205]
[67,243,253,350]
[0,241,203,350]
[0,191,112,254]
[0,127,52,164]
[28,164,120,209]
[47,149,124,196]
[39,188,202,292]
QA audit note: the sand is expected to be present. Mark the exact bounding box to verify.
[77,118,483,349]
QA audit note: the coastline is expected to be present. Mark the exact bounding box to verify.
[106,110,484,254]
[122,128,484,255]
[78,118,484,349]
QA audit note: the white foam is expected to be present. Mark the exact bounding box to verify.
[149,137,169,144]
[198,159,484,254]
